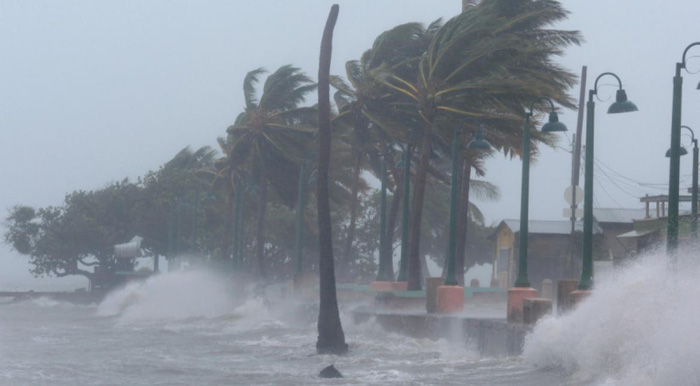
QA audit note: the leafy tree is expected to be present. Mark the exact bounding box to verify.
[5,180,141,284]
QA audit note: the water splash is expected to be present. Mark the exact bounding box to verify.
[523,248,700,385]
[97,270,239,323]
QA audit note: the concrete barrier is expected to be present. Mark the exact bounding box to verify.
[557,279,578,314]
[351,308,530,356]
[523,298,552,325]
[425,277,444,313]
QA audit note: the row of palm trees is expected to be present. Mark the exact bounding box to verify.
[213,0,581,291]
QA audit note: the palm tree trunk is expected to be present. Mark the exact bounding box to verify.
[256,177,268,281]
[380,155,403,280]
[455,158,472,286]
[341,151,362,279]
[316,3,347,355]
[383,168,402,279]
[220,187,234,263]
[407,120,434,290]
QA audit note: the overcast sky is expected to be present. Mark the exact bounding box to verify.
[1,0,699,289]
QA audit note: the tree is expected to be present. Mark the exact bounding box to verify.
[316,3,348,355]
[5,180,142,285]
[135,146,218,262]
[385,0,580,289]
[330,22,440,276]
[226,65,317,280]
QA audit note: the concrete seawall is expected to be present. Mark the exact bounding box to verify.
[351,307,530,356]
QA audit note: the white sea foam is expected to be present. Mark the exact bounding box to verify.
[523,247,700,385]
[97,270,238,323]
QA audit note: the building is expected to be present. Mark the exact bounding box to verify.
[491,208,648,290]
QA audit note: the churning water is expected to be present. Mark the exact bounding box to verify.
[0,249,694,385]
[524,248,700,385]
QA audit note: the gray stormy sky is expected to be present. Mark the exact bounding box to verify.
[1,1,699,289]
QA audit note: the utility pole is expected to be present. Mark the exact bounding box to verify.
[569,66,587,278]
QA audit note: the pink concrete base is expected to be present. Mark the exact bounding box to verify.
[436,285,464,313]
[391,281,408,291]
[569,289,592,306]
[370,281,395,291]
[507,287,538,323]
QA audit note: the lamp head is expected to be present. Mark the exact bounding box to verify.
[665,146,688,158]
[697,80,700,90]
[607,89,638,114]
[467,128,491,150]
[541,111,568,132]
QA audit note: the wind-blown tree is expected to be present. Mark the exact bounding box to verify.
[331,21,443,276]
[316,4,348,355]
[136,146,218,261]
[226,65,317,281]
[5,180,142,285]
[385,0,580,289]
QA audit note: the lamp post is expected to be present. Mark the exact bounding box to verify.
[514,98,568,289]
[375,145,392,282]
[435,119,490,313]
[667,42,700,254]
[665,125,698,241]
[442,119,490,286]
[396,144,412,284]
[444,127,465,286]
[503,98,567,323]
[578,72,638,292]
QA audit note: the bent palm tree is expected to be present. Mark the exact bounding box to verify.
[226,65,317,281]
[385,0,581,289]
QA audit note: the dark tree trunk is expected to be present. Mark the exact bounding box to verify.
[256,177,268,281]
[316,4,347,355]
[383,169,401,280]
[220,187,235,263]
[341,152,362,279]
[455,158,472,286]
[406,121,434,290]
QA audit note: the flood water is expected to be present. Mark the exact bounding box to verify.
[1,251,697,385]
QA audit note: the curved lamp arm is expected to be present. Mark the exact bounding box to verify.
[682,125,697,147]
[527,96,556,116]
[592,72,623,97]
[680,42,700,70]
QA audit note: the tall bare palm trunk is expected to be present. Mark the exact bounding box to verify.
[383,179,401,279]
[406,120,434,290]
[316,3,347,355]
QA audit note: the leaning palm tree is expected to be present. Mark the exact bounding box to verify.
[385,0,581,289]
[226,65,317,281]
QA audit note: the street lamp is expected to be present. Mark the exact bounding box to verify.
[435,118,490,313]
[667,42,700,254]
[397,144,412,285]
[375,144,392,282]
[665,125,698,241]
[578,72,638,292]
[442,119,491,285]
[514,97,568,289]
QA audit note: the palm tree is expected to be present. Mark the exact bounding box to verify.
[330,21,444,281]
[226,65,317,281]
[316,4,347,355]
[385,0,581,289]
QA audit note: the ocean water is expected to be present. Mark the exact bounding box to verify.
[1,250,691,385]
